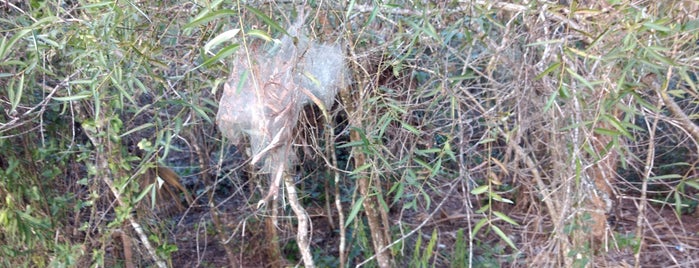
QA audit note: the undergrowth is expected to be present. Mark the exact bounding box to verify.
[2,0,699,267]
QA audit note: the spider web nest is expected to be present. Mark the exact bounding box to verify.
[216,13,346,174]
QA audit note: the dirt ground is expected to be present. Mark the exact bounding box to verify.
[158,180,699,267]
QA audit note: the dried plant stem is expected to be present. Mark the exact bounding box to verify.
[657,78,699,147]
[334,159,346,268]
[635,98,660,268]
[80,112,167,268]
[94,153,167,268]
[281,164,315,267]
[298,83,346,267]
[266,196,283,265]
[188,129,240,267]
[250,157,283,265]
[356,182,458,267]
[340,88,391,268]
[113,229,134,268]
[513,143,571,266]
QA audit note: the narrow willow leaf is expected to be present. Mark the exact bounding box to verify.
[685,180,699,190]
[411,231,423,266]
[247,29,273,42]
[204,29,240,53]
[493,211,519,226]
[543,89,558,112]
[449,71,477,82]
[566,46,601,60]
[477,138,496,144]
[119,123,154,138]
[414,158,433,173]
[416,148,442,155]
[645,47,674,66]
[430,158,442,178]
[593,127,621,137]
[422,229,438,265]
[491,224,517,250]
[125,0,151,22]
[535,61,561,80]
[346,0,356,20]
[344,196,366,227]
[198,44,239,69]
[351,163,372,175]
[387,102,408,114]
[453,229,466,266]
[566,67,595,90]
[602,114,633,139]
[191,103,213,124]
[244,5,289,36]
[476,203,490,214]
[10,73,24,114]
[2,29,31,60]
[53,92,92,101]
[337,140,366,149]
[392,181,405,205]
[490,192,514,204]
[134,183,154,204]
[471,218,488,239]
[642,21,671,32]
[471,185,489,195]
[648,174,682,180]
[184,9,238,29]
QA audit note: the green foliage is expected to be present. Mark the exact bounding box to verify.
[451,229,467,268]
[3,0,699,267]
[0,0,221,265]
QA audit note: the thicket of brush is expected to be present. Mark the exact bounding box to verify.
[2,1,699,267]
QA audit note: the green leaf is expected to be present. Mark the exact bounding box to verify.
[642,21,671,33]
[1,28,31,60]
[415,148,442,155]
[566,67,595,90]
[190,102,213,124]
[204,29,240,53]
[685,180,699,190]
[543,89,558,112]
[645,47,674,66]
[351,163,372,175]
[244,5,289,36]
[346,0,357,20]
[119,123,154,138]
[491,224,517,250]
[471,218,488,239]
[493,211,519,226]
[53,91,93,101]
[422,229,438,265]
[490,193,514,204]
[134,183,154,204]
[535,61,561,80]
[602,114,633,139]
[475,203,490,213]
[247,29,273,42]
[197,44,240,70]
[648,174,682,180]
[471,185,489,195]
[414,158,433,173]
[184,9,238,29]
[593,128,621,137]
[9,73,24,114]
[337,140,366,149]
[344,196,366,228]
[430,158,442,178]
[448,71,477,82]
